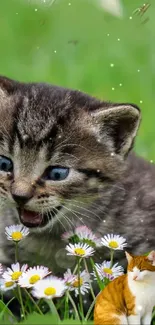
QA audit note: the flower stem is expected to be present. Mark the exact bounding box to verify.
[46,299,60,322]
[15,242,19,263]
[110,249,114,268]
[90,257,104,290]
[24,288,43,315]
[83,259,95,300]
[85,299,95,321]
[67,292,80,320]
[64,292,69,319]
[17,285,26,319]
[77,258,84,322]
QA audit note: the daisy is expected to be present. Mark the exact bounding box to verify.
[18,266,50,288]
[2,263,28,282]
[63,269,76,288]
[62,230,75,241]
[31,276,66,299]
[66,243,95,258]
[71,270,90,296]
[93,261,124,281]
[62,226,101,247]
[101,234,127,250]
[0,278,16,292]
[5,224,29,242]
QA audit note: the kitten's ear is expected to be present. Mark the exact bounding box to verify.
[90,104,141,156]
[147,251,155,265]
[125,251,133,264]
[0,76,15,95]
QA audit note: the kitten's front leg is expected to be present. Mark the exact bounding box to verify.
[141,312,152,325]
[127,314,141,325]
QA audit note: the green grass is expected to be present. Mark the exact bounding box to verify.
[0,0,154,160]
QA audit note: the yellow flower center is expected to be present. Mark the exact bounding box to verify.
[44,287,56,296]
[74,248,85,256]
[29,275,41,284]
[73,278,83,287]
[103,267,113,275]
[109,241,119,249]
[11,271,22,281]
[5,281,14,288]
[11,231,23,241]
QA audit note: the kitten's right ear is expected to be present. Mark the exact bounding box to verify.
[125,251,133,264]
[0,76,15,95]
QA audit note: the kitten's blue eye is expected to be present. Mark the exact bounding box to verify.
[0,156,13,173]
[44,166,69,181]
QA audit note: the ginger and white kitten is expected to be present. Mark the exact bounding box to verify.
[94,251,155,325]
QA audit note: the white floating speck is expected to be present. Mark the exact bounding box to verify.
[54,50,57,53]
[129,16,132,20]
[150,160,154,163]
[137,305,143,311]
[68,2,71,5]
[140,100,143,103]
[137,69,140,72]
[117,38,120,41]
[97,169,100,173]
[99,0,123,17]
[119,83,122,86]
[16,12,18,15]
[110,63,114,67]
[112,87,115,90]
[107,33,110,36]
[111,152,115,156]
[35,8,38,12]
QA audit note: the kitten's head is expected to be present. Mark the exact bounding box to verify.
[0,76,141,232]
[126,251,155,281]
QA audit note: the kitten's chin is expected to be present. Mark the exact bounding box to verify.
[18,207,62,228]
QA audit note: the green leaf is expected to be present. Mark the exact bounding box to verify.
[0,298,16,324]
[21,312,58,325]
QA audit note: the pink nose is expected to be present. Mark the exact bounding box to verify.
[133,275,138,280]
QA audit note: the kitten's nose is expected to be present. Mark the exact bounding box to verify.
[12,193,33,206]
[133,275,138,281]
[11,178,34,206]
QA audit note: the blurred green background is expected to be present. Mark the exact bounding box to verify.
[0,0,154,160]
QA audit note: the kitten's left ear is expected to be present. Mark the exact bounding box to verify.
[147,251,155,265]
[90,103,141,157]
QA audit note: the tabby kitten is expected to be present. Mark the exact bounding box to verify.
[0,75,154,272]
[94,251,155,325]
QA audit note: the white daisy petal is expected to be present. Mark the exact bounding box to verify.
[2,262,28,282]
[71,270,90,296]
[0,278,16,292]
[93,261,124,281]
[64,269,76,288]
[18,266,50,288]
[101,234,127,250]
[66,243,95,258]
[31,276,66,299]
[5,224,29,242]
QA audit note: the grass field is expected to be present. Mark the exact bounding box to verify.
[0,1,154,324]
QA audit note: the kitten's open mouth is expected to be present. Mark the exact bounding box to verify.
[18,207,62,228]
